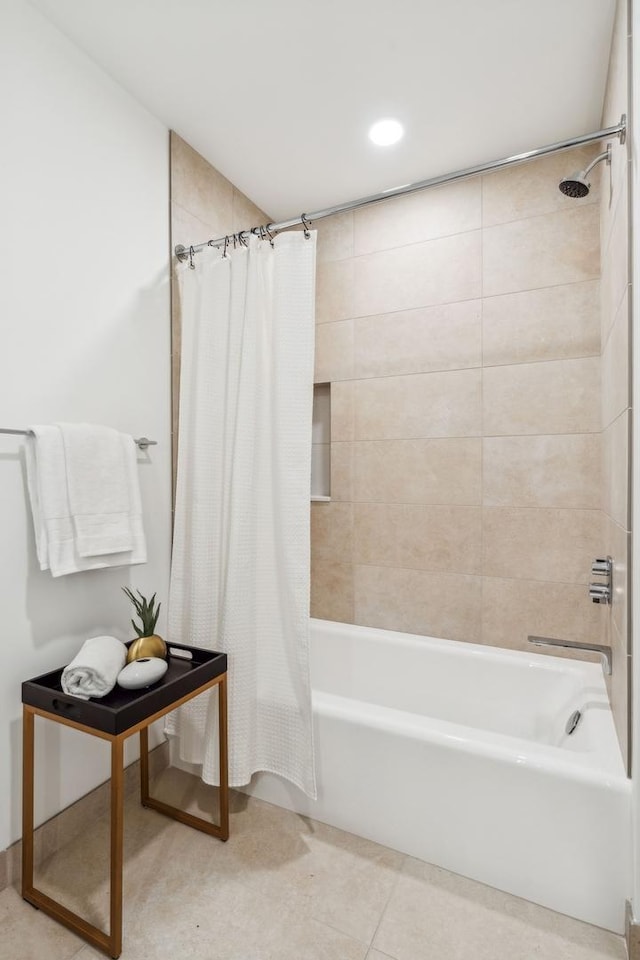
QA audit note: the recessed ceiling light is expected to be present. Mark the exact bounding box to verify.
[368,118,404,146]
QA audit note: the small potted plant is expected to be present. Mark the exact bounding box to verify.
[122,587,167,663]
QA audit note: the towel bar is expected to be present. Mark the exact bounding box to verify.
[0,427,157,451]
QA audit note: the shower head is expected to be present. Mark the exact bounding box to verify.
[558,143,611,198]
[558,175,591,198]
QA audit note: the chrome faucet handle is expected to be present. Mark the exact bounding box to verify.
[589,583,611,604]
[591,557,612,577]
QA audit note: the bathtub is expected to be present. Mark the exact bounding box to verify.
[246,619,631,933]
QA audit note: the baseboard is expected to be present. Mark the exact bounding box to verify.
[627,900,640,959]
[0,740,170,892]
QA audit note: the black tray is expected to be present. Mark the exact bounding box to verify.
[22,642,227,736]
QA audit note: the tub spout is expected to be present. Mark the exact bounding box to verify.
[527,636,612,676]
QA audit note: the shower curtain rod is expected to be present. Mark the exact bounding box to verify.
[175,115,626,262]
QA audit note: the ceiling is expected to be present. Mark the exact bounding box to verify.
[31,0,617,222]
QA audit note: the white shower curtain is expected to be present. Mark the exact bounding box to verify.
[167,230,317,798]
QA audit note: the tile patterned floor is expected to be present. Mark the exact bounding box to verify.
[0,767,628,960]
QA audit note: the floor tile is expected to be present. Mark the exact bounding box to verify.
[373,857,626,960]
[73,876,367,960]
[0,885,85,960]
[151,769,404,944]
[13,768,628,960]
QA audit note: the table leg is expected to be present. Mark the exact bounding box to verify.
[139,726,149,805]
[218,673,229,841]
[109,737,124,959]
[22,706,35,897]
[138,673,229,840]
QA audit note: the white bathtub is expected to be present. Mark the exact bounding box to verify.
[246,619,632,933]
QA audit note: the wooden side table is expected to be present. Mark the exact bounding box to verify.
[21,642,228,959]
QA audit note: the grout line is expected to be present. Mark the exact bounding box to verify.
[316,350,602,386]
[315,278,600,326]
[349,563,593,588]
[364,854,407,954]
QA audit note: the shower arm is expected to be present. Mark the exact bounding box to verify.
[582,144,612,179]
[175,115,626,260]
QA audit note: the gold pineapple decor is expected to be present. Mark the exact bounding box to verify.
[122,587,167,663]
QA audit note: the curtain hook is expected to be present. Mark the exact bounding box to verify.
[301,214,312,239]
[265,223,275,248]
[222,235,229,259]
[188,245,196,269]
[238,230,248,247]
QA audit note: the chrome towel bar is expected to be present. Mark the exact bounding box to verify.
[0,427,157,451]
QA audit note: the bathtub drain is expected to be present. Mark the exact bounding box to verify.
[565,710,582,735]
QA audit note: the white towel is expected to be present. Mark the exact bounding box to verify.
[59,423,133,557]
[61,635,127,700]
[25,424,147,577]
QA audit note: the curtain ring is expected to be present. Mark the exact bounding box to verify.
[222,235,229,259]
[188,245,196,270]
[301,214,312,239]
[265,223,276,248]
[238,230,248,247]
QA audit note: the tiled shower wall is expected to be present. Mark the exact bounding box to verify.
[170,125,627,765]
[600,0,631,768]
[310,148,607,659]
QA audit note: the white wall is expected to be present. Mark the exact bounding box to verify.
[0,0,171,850]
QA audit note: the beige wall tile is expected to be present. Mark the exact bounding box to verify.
[311,502,353,563]
[600,192,629,345]
[353,369,482,440]
[330,441,353,501]
[482,145,600,227]
[354,503,482,575]
[482,577,606,651]
[331,380,355,441]
[232,188,267,235]
[354,179,481,256]
[354,300,482,378]
[482,507,602,584]
[315,320,354,383]
[482,281,600,366]
[316,212,355,263]
[602,287,630,428]
[171,201,218,250]
[316,259,356,323]
[354,439,482,505]
[170,132,233,234]
[605,518,629,643]
[483,205,600,297]
[483,358,600,436]
[601,149,629,267]
[353,231,481,317]
[483,434,601,508]
[603,411,629,529]
[354,565,482,642]
[311,559,354,623]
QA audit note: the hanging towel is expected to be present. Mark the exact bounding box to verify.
[58,423,133,557]
[25,425,147,577]
[61,635,127,699]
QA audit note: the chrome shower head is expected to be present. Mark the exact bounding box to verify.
[558,144,611,199]
[559,174,591,198]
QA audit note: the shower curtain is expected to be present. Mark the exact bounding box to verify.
[167,230,317,798]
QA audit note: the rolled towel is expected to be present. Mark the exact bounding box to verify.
[61,636,127,700]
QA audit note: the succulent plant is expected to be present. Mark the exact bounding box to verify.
[122,587,161,638]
